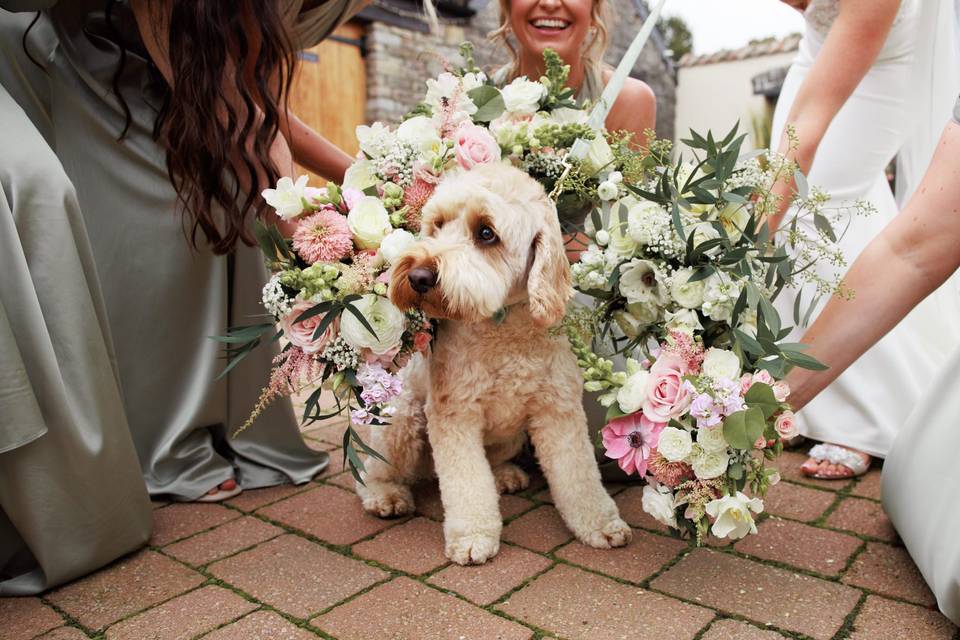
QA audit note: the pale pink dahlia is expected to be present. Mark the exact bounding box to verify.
[601,412,665,477]
[292,210,353,264]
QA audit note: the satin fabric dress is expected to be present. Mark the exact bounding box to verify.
[770,0,960,457]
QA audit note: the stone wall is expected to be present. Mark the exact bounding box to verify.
[363,0,676,139]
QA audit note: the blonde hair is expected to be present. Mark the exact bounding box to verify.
[489,0,610,82]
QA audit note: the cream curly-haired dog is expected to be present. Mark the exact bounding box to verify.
[355,162,631,565]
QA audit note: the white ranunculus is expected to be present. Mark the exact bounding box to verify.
[696,425,728,452]
[500,77,546,115]
[619,259,668,307]
[582,134,615,175]
[343,159,378,192]
[347,196,392,249]
[627,200,667,245]
[597,180,619,201]
[379,228,416,264]
[616,369,651,414]
[262,175,309,220]
[339,294,406,355]
[665,309,703,336]
[702,347,741,381]
[396,116,443,155]
[670,267,706,309]
[716,202,751,243]
[658,427,693,463]
[690,445,729,479]
[642,485,678,529]
[356,122,395,159]
[705,492,763,540]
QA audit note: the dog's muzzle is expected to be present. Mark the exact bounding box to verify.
[408,267,437,294]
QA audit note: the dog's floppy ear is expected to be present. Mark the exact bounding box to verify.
[527,197,573,328]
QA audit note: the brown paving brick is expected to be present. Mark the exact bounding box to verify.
[36,628,89,639]
[555,528,686,583]
[533,484,623,504]
[651,548,861,639]
[613,486,671,533]
[313,577,532,639]
[850,469,883,501]
[428,544,553,605]
[500,494,536,520]
[317,447,347,477]
[735,518,862,576]
[325,470,357,491]
[258,485,398,545]
[773,450,852,491]
[203,610,317,640]
[46,550,204,631]
[501,506,572,552]
[164,516,283,566]
[150,503,239,546]
[826,497,897,541]
[301,420,365,446]
[207,534,386,618]
[223,483,311,512]
[850,595,957,639]
[762,481,836,522]
[353,517,448,574]
[701,619,787,639]
[498,564,713,640]
[104,585,256,640]
[0,596,64,640]
[843,543,936,606]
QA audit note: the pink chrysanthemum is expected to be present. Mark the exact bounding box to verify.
[601,413,665,477]
[402,178,435,232]
[648,451,694,488]
[293,210,353,264]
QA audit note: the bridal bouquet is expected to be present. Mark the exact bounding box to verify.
[564,125,865,543]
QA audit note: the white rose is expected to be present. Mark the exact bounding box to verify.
[262,175,309,220]
[696,425,728,452]
[716,202,751,243]
[627,200,668,245]
[657,427,693,463]
[702,347,741,381]
[582,134,615,174]
[642,485,678,529]
[339,294,406,355]
[665,309,703,335]
[343,159,378,192]
[670,268,706,309]
[597,180,619,201]
[691,445,729,479]
[396,116,443,155]
[379,228,416,264]
[500,77,546,115]
[347,196,392,249]
[705,492,763,540]
[617,369,651,414]
[619,259,668,307]
[356,122,395,159]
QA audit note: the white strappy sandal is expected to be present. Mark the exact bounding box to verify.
[802,443,870,480]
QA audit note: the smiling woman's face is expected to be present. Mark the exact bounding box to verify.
[508,0,594,66]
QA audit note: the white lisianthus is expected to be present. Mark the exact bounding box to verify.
[716,202,751,243]
[627,200,668,245]
[642,485,678,529]
[696,425,728,452]
[379,228,416,264]
[549,106,588,124]
[356,122,395,159]
[597,180,619,201]
[343,159,378,192]
[396,116,443,155]
[658,427,693,462]
[500,77,546,114]
[705,492,763,540]
[690,445,729,479]
[339,294,406,355]
[701,273,743,323]
[262,175,309,220]
[582,134,615,174]
[665,309,703,335]
[702,347,742,381]
[619,259,668,307]
[617,369,651,414]
[347,196,392,249]
[670,267,706,309]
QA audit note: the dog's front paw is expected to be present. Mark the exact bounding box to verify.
[445,532,500,565]
[493,463,530,494]
[579,517,633,549]
[358,482,415,518]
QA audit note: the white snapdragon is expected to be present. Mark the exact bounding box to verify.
[701,273,743,323]
[356,122,395,159]
[571,245,617,291]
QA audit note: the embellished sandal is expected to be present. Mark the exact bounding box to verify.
[801,444,870,480]
[194,479,242,503]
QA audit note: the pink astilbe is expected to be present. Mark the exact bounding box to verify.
[234,347,322,437]
[648,450,694,488]
[663,330,705,374]
[293,210,353,264]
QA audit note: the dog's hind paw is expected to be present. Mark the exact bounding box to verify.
[580,517,633,549]
[493,463,530,494]
[445,532,500,565]
[359,483,415,518]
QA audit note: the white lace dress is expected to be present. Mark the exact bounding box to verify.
[771,0,960,458]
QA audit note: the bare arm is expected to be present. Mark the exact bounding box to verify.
[283,113,354,184]
[786,121,960,409]
[769,0,900,229]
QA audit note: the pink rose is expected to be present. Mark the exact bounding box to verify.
[752,370,774,387]
[643,352,692,423]
[772,380,791,402]
[453,122,501,170]
[754,435,767,450]
[281,301,338,354]
[739,373,753,396]
[362,345,401,367]
[413,331,432,353]
[775,410,799,439]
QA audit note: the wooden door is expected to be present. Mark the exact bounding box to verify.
[289,22,366,183]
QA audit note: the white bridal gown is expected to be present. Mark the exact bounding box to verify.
[771,0,960,457]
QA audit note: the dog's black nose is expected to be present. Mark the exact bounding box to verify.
[408,267,437,294]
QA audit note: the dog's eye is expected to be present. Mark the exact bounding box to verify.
[476,225,498,245]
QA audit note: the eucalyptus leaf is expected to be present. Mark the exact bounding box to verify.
[467,86,506,122]
[744,382,779,418]
[723,407,766,450]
